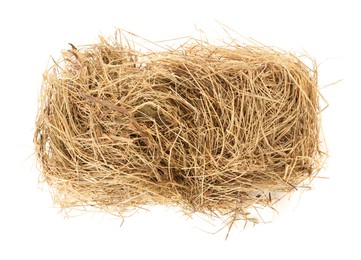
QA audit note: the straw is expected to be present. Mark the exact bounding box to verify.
[34,31,324,227]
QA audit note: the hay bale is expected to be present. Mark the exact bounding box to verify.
[34,32,324,224]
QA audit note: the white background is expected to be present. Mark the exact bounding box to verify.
[0,0,360,259]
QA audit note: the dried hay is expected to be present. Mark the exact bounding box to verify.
[34,31,324,227]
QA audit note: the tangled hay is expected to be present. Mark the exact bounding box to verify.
[34,31,324,226]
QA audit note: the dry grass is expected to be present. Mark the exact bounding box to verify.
[34,31,325,227]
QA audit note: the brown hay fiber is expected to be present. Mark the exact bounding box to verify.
[34,31,324,225]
